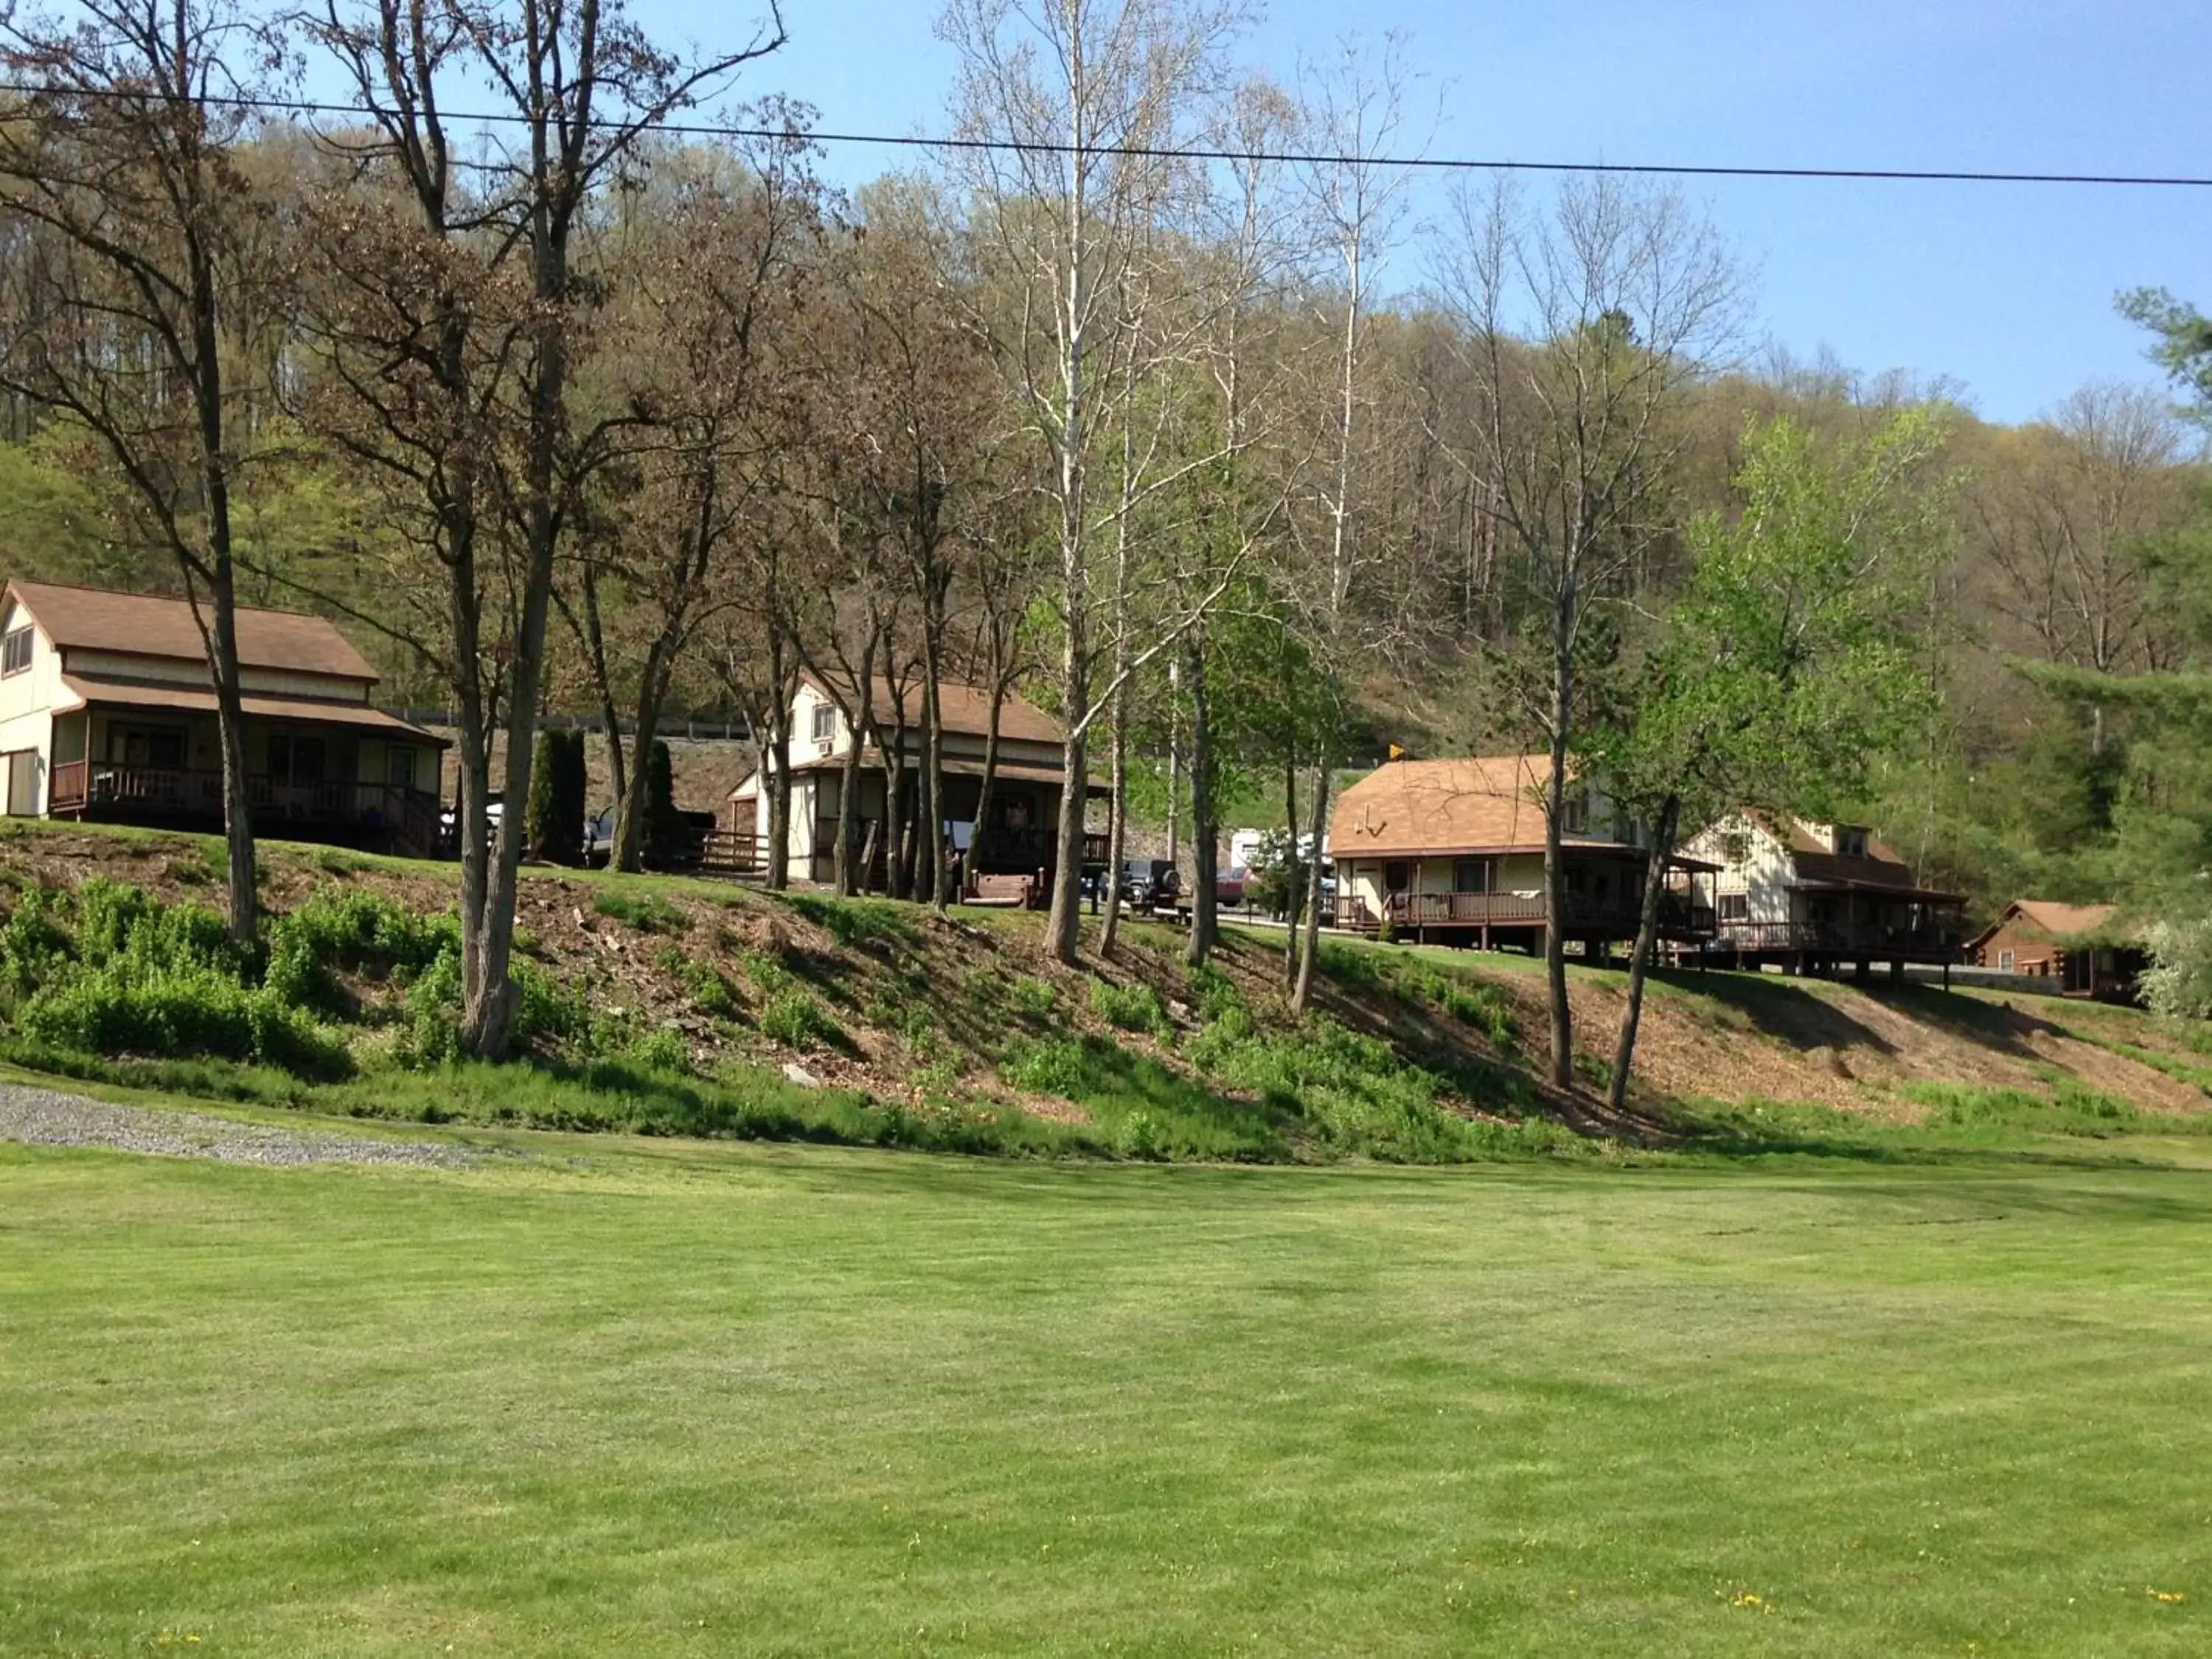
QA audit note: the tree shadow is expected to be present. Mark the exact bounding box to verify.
[1862,981,2078,1060]
[1645,967,1901,1057]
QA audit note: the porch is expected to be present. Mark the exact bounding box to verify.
[1336,886,1719,945]
[46,698,447,858]
[799,759,1110,890]
[1334,849,1718,950]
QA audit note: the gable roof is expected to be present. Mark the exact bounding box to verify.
[1330,755,1624,859]
[1971,899,2122,946]
[803,672,1064,747]
[4,580,377,682]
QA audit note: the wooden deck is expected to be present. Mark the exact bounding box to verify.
[1704,919,1962,965]
[49,760,442,856]
[1335,889,1717,942]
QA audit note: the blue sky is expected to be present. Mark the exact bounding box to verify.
[634,0,2211,424]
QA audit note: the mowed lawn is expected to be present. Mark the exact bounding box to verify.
[4,1132,2211,1656]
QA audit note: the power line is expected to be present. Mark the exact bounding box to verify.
[10,78,2212,189]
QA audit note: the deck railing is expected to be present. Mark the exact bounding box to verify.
[52,762,441,847]
[1334,887,1719,939]
[1712,919,1961,959]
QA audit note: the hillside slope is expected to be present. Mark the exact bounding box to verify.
[0,820,2205,1161]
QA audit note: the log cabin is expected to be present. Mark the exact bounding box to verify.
[1328,754,1718,956]
[1966,900,2144,1002]
[0,580,446,856]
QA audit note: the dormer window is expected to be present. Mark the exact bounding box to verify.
[809,703,837,742]
[1836,827,1868,858]
[1,625,31,676]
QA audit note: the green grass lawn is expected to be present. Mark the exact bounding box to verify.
[6,1127,2211,1656]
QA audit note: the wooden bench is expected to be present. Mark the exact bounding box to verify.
[965,872,1040,910]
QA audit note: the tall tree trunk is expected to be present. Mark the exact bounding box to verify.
[921,638,946,912]
[1184,634,1217,967]
[613,634,675,873]
[1043,607,1089,964]
[762,610,794,890]
[972,668,1011,885]
[1291,758,1330,1011]
[1099,679,1128,956]
[833,739,863,897]
[1608,794,1680,1116]
[1281,759,1301,984]
[1542,616,1576,1091]
[187,234,254,942]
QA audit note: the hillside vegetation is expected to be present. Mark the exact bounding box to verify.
[3,821,2208,1166]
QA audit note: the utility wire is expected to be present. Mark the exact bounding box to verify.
[8,79,2211,189]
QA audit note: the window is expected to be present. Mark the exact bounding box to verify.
[810,703,837,742]
[1382,860,1411,894]
[1718,892,1749,923]
[1451,858,1489,894]
[1,626,31,677]
[1836,827,1868,858]
[386,746,415,791]
[1997,949,2015,973]
[112,724,186,770]
[1561,790,1589,834]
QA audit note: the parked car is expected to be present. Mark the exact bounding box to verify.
[584,805,617,868]
[437,794,502,854]
[1215,867,1248,909]
[1120,858,1180,910]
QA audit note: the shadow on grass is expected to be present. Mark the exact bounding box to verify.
[1641,967,1902,1057]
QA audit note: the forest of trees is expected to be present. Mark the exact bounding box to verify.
[2,0,2209,1095]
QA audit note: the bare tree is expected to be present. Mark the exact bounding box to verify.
[565,125,820,872]
[0,0,275,939]
[938,0,1243,964]
[1430,175,1742,1091]
[1283,33,1425,1007]
[294,0,784,1056]
[1974,379,2188,751]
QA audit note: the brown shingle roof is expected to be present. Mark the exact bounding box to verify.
[60,675,444,742]
[1331,755,1622,858]
[7,580,377,682]
[804,672,1064,747]
[2006,900,2118,938]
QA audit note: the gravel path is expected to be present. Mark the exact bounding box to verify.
[0,1082,484,1169]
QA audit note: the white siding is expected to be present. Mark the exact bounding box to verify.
[1683,815,1799,925]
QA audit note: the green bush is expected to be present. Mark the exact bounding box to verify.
[759,988,834,1049]
[74,878,234,975]
[624,1026,692,1075]
[0,886,70,1000]
[1189,964,1243,1024]
[1090,978,1167,1035]
[263,889,458,1018]
[1189,1013,1562,1164]
[1006,975,1059,1018]
[525,727,588,866]
[782,891,908,949]
[664,952,737,1019]
[593,888,686,933]
[17,964,349,1079]
[1001,1037,1091,1097]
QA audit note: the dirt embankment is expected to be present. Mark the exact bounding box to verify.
[1,821,2205,1132]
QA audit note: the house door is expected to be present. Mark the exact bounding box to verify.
[2062,950,2093,995]
[4,749,37,815]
